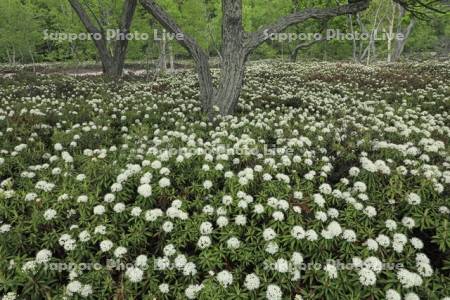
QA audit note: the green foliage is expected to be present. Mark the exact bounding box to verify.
[0,0,41,64]
[0,0,447,64]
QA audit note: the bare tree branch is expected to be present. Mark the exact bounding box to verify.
[290,21,329,61]
[395,0,447,18]
[290,37,327,61]
[245,0,370,52]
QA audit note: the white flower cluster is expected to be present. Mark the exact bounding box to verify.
[0,62,449,299]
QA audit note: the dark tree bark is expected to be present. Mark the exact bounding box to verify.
[211,0,248,115]
[140,0,370,116]
[68,0,137,77]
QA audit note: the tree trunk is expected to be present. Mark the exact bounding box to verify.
[387,3,396,62]
[69,0,137,77]
[355,13,368,63]
[348,15,359,63]
[112,0,138,76]
[158,31,167,73]
[356,1,382,65]
[210,0,247,115]
[392,19,415,61]
[392,6,415,62]
[145,40,151,80]
[29,49,36,73]
[169,45,175,73]
[140,0,370,116]
[6,49,12,65]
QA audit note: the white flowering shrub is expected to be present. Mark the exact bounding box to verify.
[0,62,449,299]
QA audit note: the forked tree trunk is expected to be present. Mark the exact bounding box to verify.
[392,19,415,61]
[140,0,369,116]
[69,0,137,77]
[391,6,416,62]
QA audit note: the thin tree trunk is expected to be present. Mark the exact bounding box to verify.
[29,49,36,73]
[145,41,151,80]
[348,15,358,63]
[158,30,167,73]
[387,3,396,62]
[358,1,382,65]
[366,46,371,65]
[6,49,11,65]
[392,19,415,61]
[356,13,368,62]
[169,44,175,73]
